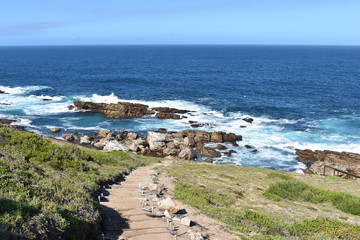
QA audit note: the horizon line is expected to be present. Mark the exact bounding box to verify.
[0,43,359,47]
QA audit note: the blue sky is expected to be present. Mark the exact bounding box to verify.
[0,0,359,45]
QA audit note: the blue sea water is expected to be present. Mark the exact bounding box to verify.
[0,45,359,172]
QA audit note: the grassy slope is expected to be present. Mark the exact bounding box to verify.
[0,127,161,240]
[161,161,360,240]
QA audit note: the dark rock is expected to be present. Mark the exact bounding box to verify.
[242,117,254,124]
[42,98,52,101]
[251,149,258,153]
[223,132,242,142]
[204,158,214,163]
[0,119,16,125]
[0,90,8,94]
[240,125,247,128]
[157,128,168,134]
[224,149,237,157]
[73,101,154,118]
[244,145,254,149]
[200,147,221,158]
[217,144,227,150]
[155,112,181,119]
[2,125,26,131]
[67,105,75,110]
[152,107,191,114]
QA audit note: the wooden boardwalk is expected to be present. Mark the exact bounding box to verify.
[100,166,188,240]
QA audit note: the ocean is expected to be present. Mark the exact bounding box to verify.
[1,45,359,172]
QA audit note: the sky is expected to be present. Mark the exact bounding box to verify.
[0,0,359,46]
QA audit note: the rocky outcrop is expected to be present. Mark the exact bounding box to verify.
[0,119,16,125]
[181,130,242,144]
[49,127,61,133]
[242,117,254,124]
[296,149,360,177]
[0,90,8,94]
[0,119,26,131]
[61,128,242,161]
[73,101,154,118]
[155,112,181,119]
[152,107,191,114]
[72,101,194,120]
[103,140,130,152]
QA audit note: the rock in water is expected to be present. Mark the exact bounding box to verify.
[152,107,191,114]
[0,119,16,125]
[200,147,221,158]
[73,101,154,118]
[126,132,138,140]
[242,117,254,124]
[0,90,8,94]
[296,149,360,176]
[49,127,61,133]
[98,129,112,138]
[155,112,181,119]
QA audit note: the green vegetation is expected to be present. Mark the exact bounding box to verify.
[265,179,360,216]
[0,127,160,239]
[161,161,360,239]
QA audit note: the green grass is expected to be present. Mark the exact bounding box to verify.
[265,179,360,216]
[0,127,161,239]
[161,161,360,239]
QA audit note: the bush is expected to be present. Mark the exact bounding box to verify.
[265,179,360,216]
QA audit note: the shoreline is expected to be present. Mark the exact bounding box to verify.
[1,115,359,179]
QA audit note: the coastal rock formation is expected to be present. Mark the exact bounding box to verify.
[62,128,242,161]
[0,119,26,131]
[296,149,360,177]
[0,90,8,94]
[155,112,181,119]
[152,107,191,114]
[242,117,254,124]
[49,127,61,133]
[72,101,193,120]
[0,119,16,125]
[73,101,154,118]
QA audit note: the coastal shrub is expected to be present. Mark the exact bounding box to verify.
[0,127,160,239]
[265,179,360,216]
[288,217,360,239]
[267,172,294,180]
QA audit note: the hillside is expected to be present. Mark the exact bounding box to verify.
[0,127,161,239]
[159,161,360,239]
[0,126,359,240]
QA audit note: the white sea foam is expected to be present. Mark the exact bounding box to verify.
[2,90,358,172]
[31,95,65,101]
[0,85,52,95]
[23,100,74,116]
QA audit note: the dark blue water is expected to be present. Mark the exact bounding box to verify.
[1,45,359,171]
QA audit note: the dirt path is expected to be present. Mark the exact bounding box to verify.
[100,162,239,240]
